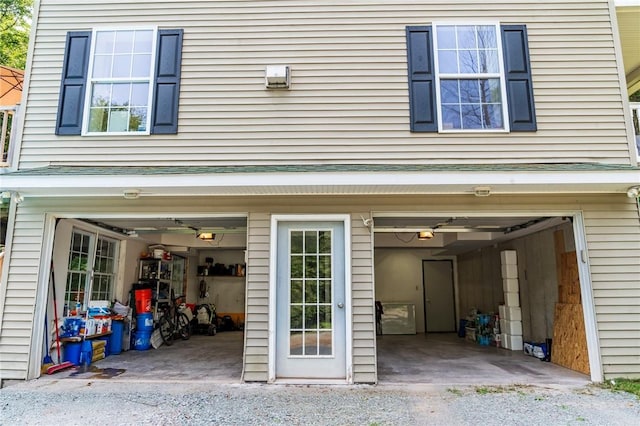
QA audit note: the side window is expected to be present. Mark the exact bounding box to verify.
[56,28,183,136]
[406,24,536,133]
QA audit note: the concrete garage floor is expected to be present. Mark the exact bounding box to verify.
[43,331,245,383]
[41,331,589,386]
[377,333,591,386]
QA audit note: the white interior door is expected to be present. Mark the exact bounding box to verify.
[423,260,456,332]
[275,221,346,379]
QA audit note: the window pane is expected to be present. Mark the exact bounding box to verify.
[129,107,147,132]
[304,231,318,254]
[478,49,499,73]
[305,280,317,303]
[92,55,112,78]
[114,30,134,53]
[318,231,331,253]
[304,331,318,356]
[91,84,110,107]
[132,54,151,78]
[291,231,303,254]
[305,256,317,278]
[318,255,331,278]
[458,50,478,73]
[438,50,457,73]
[305,305,317,329]
[480,78,502,104]
[483,104,504,129]
[319,306,332,329]
[290,256,303,278]
[477,25,497,48]
[457,25,477,49]
[130,83,149,107]
[461,104,482,129]
[318,280,331,303]
[111,84,130,107]
[94,31,115,54]
[440,80,459,104]
[290,305,302,329]
[133,30,153,53]
[112,54,132,78]
[108,109,129,132]
[436,26,456,49]
[290,280,303,303]
[318,331,332,355]
[290,331,303,355]
[442,104,462,129]
[88,108,108,132]
[459,79,480,103]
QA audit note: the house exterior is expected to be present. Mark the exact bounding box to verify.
[0,0,639,385]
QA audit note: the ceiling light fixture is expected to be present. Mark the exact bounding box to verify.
[417,229,434,240]
[197,232,216,241]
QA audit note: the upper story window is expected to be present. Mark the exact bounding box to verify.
[406,23,537,133]
[56,28,184,136]
[434,24,507,131]
[86,29,155,134]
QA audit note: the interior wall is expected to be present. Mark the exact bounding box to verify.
[374,248,439,333]
[457,220,574,342]
[195,249,246,317]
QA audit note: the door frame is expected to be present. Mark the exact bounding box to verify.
[268,214,353,384]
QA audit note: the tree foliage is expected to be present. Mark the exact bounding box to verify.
[0,0,32,69]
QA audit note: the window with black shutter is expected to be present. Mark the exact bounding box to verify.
[406,23,536,133]
[55,28,183,136]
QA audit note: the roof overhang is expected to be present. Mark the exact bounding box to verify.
[1,164,639,198]
[616,1,640,94]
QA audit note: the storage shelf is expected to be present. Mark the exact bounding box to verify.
[60,331,112,342]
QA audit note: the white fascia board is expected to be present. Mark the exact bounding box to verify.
[1,169,639,197]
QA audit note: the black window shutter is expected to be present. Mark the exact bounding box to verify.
[151,29,183,134]
[501,25,537,132]
[406,26,437,132]
[55,31,92,135]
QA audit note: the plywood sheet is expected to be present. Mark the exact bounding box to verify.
[551,303,590,375]
[559,251,581,305]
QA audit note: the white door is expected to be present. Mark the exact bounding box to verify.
[423,260,456,332]
[275,221,346,379]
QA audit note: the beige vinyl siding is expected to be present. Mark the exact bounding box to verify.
[0,207,46,381]
[350,213,376,383]
[243,212,270,382]
[17,0,633,168]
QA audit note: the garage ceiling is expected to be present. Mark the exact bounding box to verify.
[82,214,566,255]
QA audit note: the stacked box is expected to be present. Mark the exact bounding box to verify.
[500,250,523,351]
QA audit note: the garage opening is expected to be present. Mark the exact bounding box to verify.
[42,215,247,382]
[373,214,592,385]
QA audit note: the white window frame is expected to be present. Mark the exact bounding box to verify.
[81,26,158,136]
[433,22,510,133]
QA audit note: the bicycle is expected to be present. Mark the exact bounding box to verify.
[157,294,191,346]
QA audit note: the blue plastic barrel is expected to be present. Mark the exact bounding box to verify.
[134,330,152,350]
[79,340,93,367]
[110,320,124,355]
[63,342,82,365]
[136,313,154,332]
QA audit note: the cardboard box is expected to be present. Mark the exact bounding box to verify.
[503,306,522,321]
[503,278,520,292]
[501,264,518,279]
[504,292,520,307]
[501,333,509,349]
[500,250,518,265]
[505,334,523,351]
[503,320,522,336]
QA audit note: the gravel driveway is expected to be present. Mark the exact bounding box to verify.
[1,379,638,425]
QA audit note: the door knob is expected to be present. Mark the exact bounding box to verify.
[337,303,344,309]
